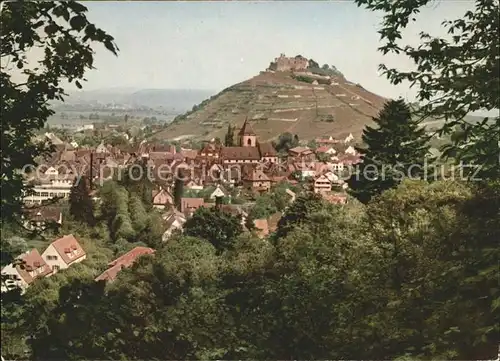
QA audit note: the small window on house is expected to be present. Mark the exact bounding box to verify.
[53,265,60,272]
[247,138,252,146]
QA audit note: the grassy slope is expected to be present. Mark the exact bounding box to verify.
[152,71,389,142]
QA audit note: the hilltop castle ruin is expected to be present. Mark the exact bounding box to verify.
[268,53,309,72]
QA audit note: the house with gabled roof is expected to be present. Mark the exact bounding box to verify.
[95,247,155,283]
[218,119,279,166]
[210,184,229,200]
[180,197,205,217]
[316,145,337,155]
[41,234,86,274]
[345,145,357,155]
[1,249,53,293]
[152,188,174,209]
[23,206,63,230]
[314,174,332,194]
[288,146,314,160]
[243,167,271,192]
[162,210,186,241]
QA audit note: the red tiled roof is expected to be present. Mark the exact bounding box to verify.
[50,234,86,265]
[221,146,261,160]
[244,169,270,182]
[289,146,312,155]
[200,142,222,154]
[218,204,247,218]
[181,149,198,159]
[95,246,155,282]
[323,193,348,205]
[258,142,277,157]
[180,197,205,213]
[253,219,269,238]
[316,146,333,153]
[17,249,52,284]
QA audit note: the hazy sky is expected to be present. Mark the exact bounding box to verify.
[82,1,474,101]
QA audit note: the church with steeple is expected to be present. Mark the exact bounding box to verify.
[238,118,257,147]
[219,118,278,166]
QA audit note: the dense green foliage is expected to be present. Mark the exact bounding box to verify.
[1,1,499,360]
[0,1,118,222]
[273,132,300,154]
[69,176,95,226]
[184,206,244,253]
[98,180,163,248]
[354,0,499,178]
[173,177,184,210]
[224,124,235,146]
[249,182,297,219]
[347,99,431,204]
[2,180,498,360]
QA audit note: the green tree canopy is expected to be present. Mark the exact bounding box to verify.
[1,1,118,222]
[354,0,499,178]
[69,175,95,226]
[224,124,235,146]
[347,99,431,204]
[184,207,243,253]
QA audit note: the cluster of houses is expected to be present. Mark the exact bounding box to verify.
[1,232,156,293]
[1,234,86,293]
[25,119,359,203]
[21,119,361,241]
[7,120,364,293]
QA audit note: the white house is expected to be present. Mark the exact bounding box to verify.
[162,211,186,241]
[44,166,59,176]
[41,234,86,274]
[345,145,357,155]
[1,249,52,293]
[152,188,174,209]
[316,146,337,155]
[344,133,354,143]
[23,176,73,204]
[313,174,332,194]
[209,185,229,200]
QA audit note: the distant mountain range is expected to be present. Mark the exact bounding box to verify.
[52,88,216,113]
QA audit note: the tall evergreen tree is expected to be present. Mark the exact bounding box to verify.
[347,99,431,204]
[224,125,235,146]
[173,171,184,211]
[120,159,153,209]
[69,176,95,226]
